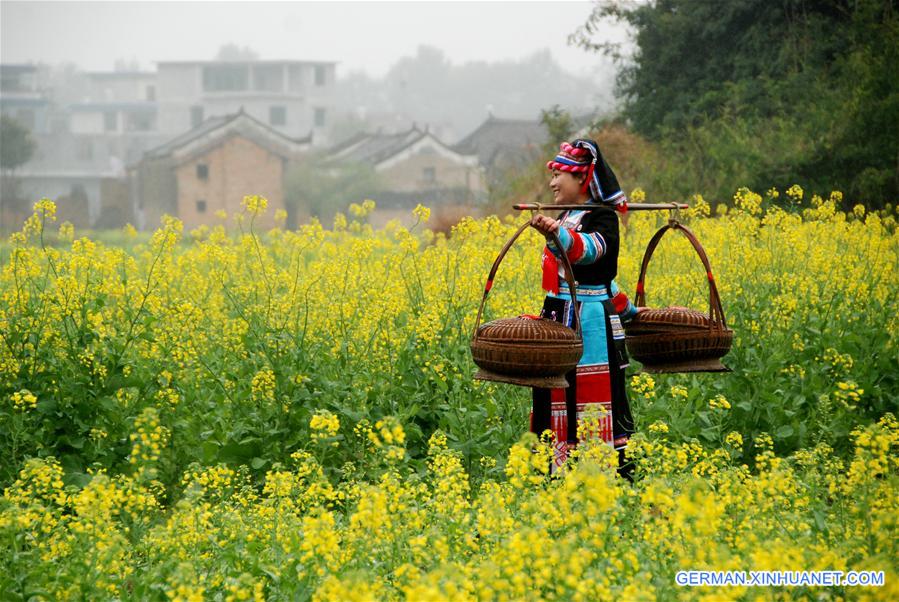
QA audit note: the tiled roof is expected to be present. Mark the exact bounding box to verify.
[143,110,311,160]
[327,126,428,166]
[453,115,546,169]
[144,114,235,159]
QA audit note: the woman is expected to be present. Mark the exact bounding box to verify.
[529,139,638,478]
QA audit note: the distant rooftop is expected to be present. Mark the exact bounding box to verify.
[69,101,157,112]
[0,64,38,74]
[156,60,337,67]
[143,109,311,162]
[86,71,156,79]
[454,115,546,170]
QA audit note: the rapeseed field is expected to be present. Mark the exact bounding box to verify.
[1,189,897,600]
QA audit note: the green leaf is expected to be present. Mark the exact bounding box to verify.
[775,425,794,438]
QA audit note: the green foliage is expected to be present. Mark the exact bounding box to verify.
[284,161,384,222]
[539,105,574,152]
[0,115,36,172]
[573,0,899,206]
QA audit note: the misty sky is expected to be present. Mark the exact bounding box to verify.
[1,1,628,77]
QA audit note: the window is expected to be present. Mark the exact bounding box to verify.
[190,106,204,128]
[287,65,305,92]
[104,110,118,132]
[125,111,155,132]
[253,65,284,92]
[314,107,326,127]
[269,106,286,126]
[76,137,93,161]
[196,200,207,213]
[202,65,249,92]
[196,164,208,180]
[423,167,436,183]
[314,65,327,86]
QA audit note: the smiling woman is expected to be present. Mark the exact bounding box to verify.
[528,139,639,476]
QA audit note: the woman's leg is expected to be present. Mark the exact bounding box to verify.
[531,387,551,436]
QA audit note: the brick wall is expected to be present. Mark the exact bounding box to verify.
[175,136,286,230]
[379,153,486,201]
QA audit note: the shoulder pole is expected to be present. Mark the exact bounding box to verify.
[513,202,689,212]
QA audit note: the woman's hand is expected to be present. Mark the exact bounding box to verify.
[530,214,560,238]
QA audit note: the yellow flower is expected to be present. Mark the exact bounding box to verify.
[34,198,57,220]
[630,188,646,203]
[10,389,37,411]
[648,421,669,434]
[786,184,804,202]
[669,385,689,399]
[709,394,731,410]
[412,203,431,223]
[630,373,656,400]
[241,194,268,215]
[834,381,864,408]
[725,431,743,447]
[251,368,276,403]
[310,410,340,444]
[58,221,75,241]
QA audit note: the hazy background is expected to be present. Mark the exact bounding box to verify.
[2,1,624,80]
[1,0,635,230]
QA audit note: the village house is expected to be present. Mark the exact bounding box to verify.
[1,66,173,228]
[327,125,485,223]
[452,115,547,192]
[130,110,311,231]
[0,58,340,230]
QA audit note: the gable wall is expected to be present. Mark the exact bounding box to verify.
[174,136,286,230]
[378,148,485,201]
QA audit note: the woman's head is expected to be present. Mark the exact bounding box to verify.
[546,139,627,209]
[547,142,592,204]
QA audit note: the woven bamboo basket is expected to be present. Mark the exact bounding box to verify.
[625,220,733,373]
[471,222,583,388]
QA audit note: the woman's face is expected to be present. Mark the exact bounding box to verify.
[549,169,586,204]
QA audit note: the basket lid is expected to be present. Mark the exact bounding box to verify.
[476,316,580,344]
[474,368,570,389]
[637,357,732,373]
[630,306,712,328]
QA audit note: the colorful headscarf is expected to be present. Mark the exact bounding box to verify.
[547,139,627,211]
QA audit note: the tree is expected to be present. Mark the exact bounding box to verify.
[1,114,36,172]
[1,114,37,226]
[540,106,574,152]
[571,0,899,205]
[215,43,259,61]
[285,161,384,223]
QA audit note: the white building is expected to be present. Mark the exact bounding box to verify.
[0,64,50,134]
[156,60,336,144]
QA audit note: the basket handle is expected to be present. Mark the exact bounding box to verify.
[634,220,729,330]
[472,220,581,341]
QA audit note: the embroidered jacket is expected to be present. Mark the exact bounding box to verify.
[542,204,637,319]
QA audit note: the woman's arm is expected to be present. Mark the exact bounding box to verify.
[531,210,612,266]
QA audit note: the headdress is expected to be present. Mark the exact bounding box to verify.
[547,139,627,211]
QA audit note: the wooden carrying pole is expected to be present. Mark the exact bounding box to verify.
[513,202,689,211]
